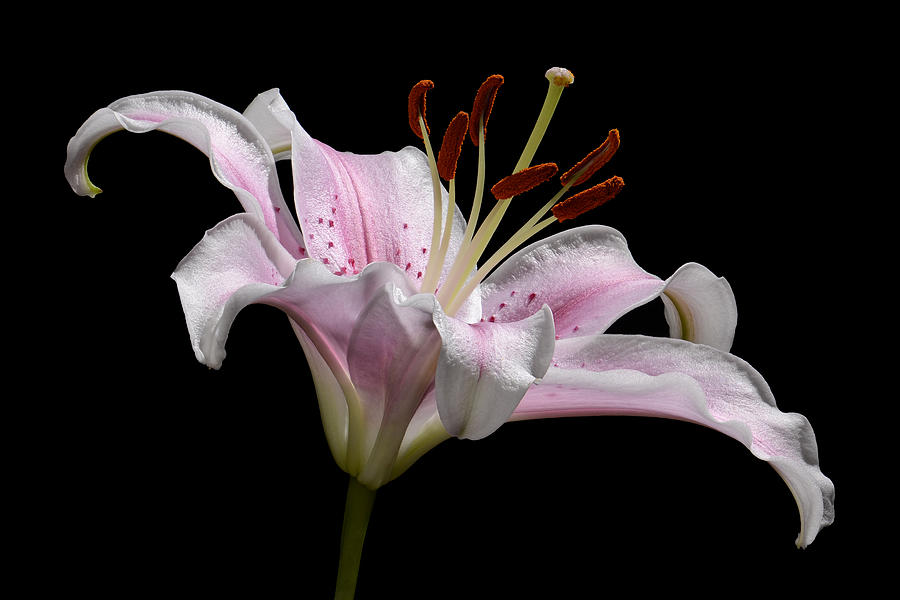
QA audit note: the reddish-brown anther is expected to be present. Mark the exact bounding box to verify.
[490,163,559,200]
[408,80,434,139]
[552,176,625,221]
[437,111,470,180]
[468,74,504,145]
[560,129,620,186]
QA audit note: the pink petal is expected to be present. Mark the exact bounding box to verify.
[433,304,555,439]
[270,100,471,291]
[65,90,305,258]
[512,334,835,548]
[480,226,666,338]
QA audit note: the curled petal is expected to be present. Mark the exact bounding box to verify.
[662,262,737,351]
[433,304,556,439]
[171,214,297,368]
[65,90,304,257]
[512,334,835,548]
[480,226,665,338]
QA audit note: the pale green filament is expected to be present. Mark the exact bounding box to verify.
[421,178,457,294]
[461,122,487,247]
[419,115,444,291]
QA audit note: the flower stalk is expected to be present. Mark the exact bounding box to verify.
[335,477,377,600]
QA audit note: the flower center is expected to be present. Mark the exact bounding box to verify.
[407,67,625,316]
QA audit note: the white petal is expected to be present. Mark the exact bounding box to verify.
[662,262,737,351]
[171,214,297,369]
[433,305,556,439]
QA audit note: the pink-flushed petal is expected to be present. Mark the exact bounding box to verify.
[267,98,478,307]
[171,214,297,368]
[433,304,555,440]
[480,226,666,339]
[348,288,442,488]
[512,334,834,548]
[65,90,305,258]
[662,262,737,351]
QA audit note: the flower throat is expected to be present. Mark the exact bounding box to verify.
[407,67,624,317]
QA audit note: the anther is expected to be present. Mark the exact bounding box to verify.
[560,129,620,186]
[545,67,574,87]
[491,163,559,200]
[408,80,434,139]
[437,111,470,180]
[469,74,504,145]
[551,176,625,222]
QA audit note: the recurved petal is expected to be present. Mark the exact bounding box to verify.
[65,90,305,257]
[512,334,835,548]
[480,226,666,338]
[662,262,737,351]
[433,304,556,440]
[171,214,298,369]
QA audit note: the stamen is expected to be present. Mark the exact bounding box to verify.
[408,80,434,139]
[551,176,625,222]
[468,74,504,145]
[490,163,559,200]
[437,111,470,181]
[560,129,620,186]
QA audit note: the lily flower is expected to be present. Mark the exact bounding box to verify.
[65,67,834,596]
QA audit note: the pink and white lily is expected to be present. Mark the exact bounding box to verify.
[65,70,833,593]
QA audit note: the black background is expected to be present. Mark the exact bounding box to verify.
[26,7,885,598]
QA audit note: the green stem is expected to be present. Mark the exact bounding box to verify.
[335,477,377,600]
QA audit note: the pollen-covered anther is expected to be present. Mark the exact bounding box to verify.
[545,67,574,87]
[552,176,625,222]
[560,129,620,186]
[491,163,559,200]
[469,74,504,145]
[408,80,434,139]
[437,111,470,180]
